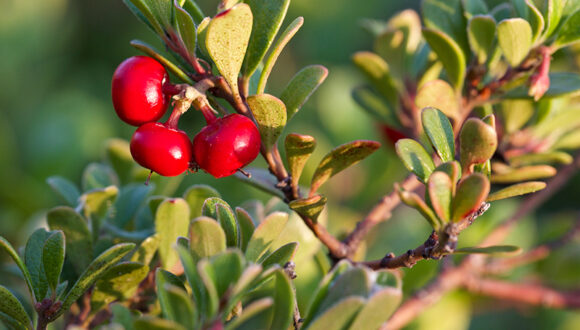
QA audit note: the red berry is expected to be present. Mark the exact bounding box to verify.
[193,114,261,178]
[112,56,170,126]
[130,122,193,176]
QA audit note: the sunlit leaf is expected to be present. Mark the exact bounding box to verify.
[395,139,435,183]
[422,28,466,90]
[451,173,489,222]
[497,18,532,66]
[289,195,327,223]
[486,181,546,202]
[416,81,460,121]
[459,118,497,173]
[245,212,289,262]
[247,94,287,151]
[280,65,328,120]
[91,262,149,313]
[189,217,227,262]
[183,184,221,218]
[155,198,190,272]
[285,133,316,189]
[491,165,557,183]
[467,15,496,64]
[421,107,455,162]
[42,231,65,292]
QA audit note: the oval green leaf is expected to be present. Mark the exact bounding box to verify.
[285,133,316,189]
[352,51,398,104]
[451,173,490,222]
[47,176,80,206]
[155,198,190,272]
[397,186,441,229]
[91,261,149,313]
[25,229,52,301]
[416,80,460,121]
[395,139,435,183]
[486,181,546,202]
[245,212,289,262]
[289,195,327,223]
[497,18,532,66]
[280,65,328,120]
[467,15,496,64]
[491,165,557,183]
[242,0,290,77]
[427,171,453,223]
[42,231,65,292]
[247,94,287,151]
[310,140,381,195]
[0,286,31,329]
[459,118,497,174]
[422,28,466,91]
[307,297,365,330]
[206,3,253,99]
[183,184,221,218]
[421,107,455,162]
[189,217,227,262]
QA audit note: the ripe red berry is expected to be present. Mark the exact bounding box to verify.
[112,56,170,126]
[130,122,193,176]
[193,114,261,178]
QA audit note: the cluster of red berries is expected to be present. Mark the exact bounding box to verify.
[112,56,261,178]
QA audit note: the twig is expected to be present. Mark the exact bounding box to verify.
[461,276,580,309]
[343,175,421,257]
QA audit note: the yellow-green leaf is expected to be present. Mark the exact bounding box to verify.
[247,94,287,151]
[497,18,532,66]
[289,195,327,223]
[421,107,455,162]
[155,198,190,272]
[285,133,316,189]
[310,140,380,194]
[486,181,546,202]
[280,65,328,120]
[205,3,253,99]
[422,28,466,91]
[395,139,435,183]
[416,80,460,121]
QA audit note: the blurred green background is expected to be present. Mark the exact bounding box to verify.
[1,0,579,329]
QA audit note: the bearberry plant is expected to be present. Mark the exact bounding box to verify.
[1,0,580,329]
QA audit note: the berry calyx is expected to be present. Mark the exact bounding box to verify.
[193,114,261,178]
[130,122,193,176]
[112,56,171,126]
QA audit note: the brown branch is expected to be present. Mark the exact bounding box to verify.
[461,276,580,309]
[343,175,421,257]
[385,154,580,329]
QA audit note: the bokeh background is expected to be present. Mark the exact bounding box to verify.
[0,0,579,329]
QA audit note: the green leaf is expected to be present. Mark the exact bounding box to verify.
[131,234,160,266]
[224,298,273,330]
[257,16,304,94]
[421,107,455,162]
[82,163,117,192]
[59,243,136,318]
[268,270,294,330]
[235,207,255,251]
[525,0,545,43]
[174,1,197,56]
[317,267,370,315]
[175,246,206,321]
[348,287,402,330]
[0,237,35,304]
[451,173,490,222]
[352,51,398,104]
[216,202,239,248]
[208,250,244,299]
[553,129,580,150]
[499,99,534,134]
[280,65,328,120]
[427,172,453,223]
[289,195,327,223]
[189,217,227,262]
[245,212,289,262]
[397,187,441,229]
[161,284,196,329]
[543,73,580,98]
[155,198,190,272]
[47,176,80,206]
[260,242,298,268]
[80,185,119,219]
[91,262,149,313]
[467,15,496,64]
[0,286,31,329]
[196,17,211,58]
[183,0,204,25]
[307,297,365,330]
[196,260,220,319]
[47,206,93,274]
[130,40,195,85]
[491,165,557,183]
[422,0,469,55]
[124,0,164,35]
[416,81,460,121]
[553,9,580,48]
[285,133,316,189]
[454,245,522,256]
[508,151,573,166]
[486,181,546,202]
[183,184,221,218]
[310,140,381,194]
[497,18,532,66]
[395,139,435,183]
[434,161,462,195]
[25,229,52,301]
[463,0,488,18]
[422,28,466,91]
[242,0,290,77]
[459,118,497,173]
[0,311,27,330]
[206,3,253,100]
[543,0,566,39]
[105,139,134,184]
[134,316,186,330]
[247,94,287,151]
[233,168,285,199]
[352,85,400,126]
[42,231,65,292]
[373,30,406,79]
